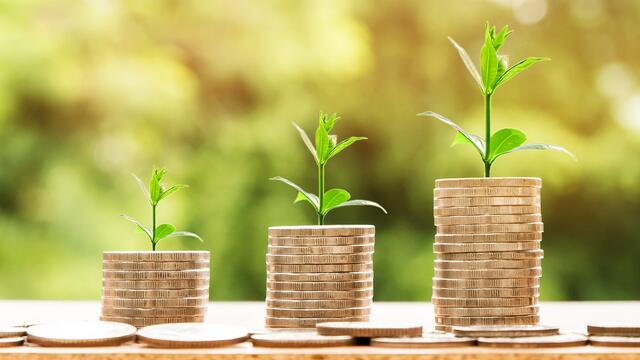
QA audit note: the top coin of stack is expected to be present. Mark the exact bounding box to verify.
[101,251,210,328]
[432,178,543,332]
[266,225,375,328]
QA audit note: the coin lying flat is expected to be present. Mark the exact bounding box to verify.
[435,306,539,317]
[316,322,423,337]
[589,336,640,347]
[101,296,209,308]
[452,325,559,337]
[478,333,587,348]
[269,225,375,237]
[436,232,542,243]
[436,250,544,261]
[434,267,542,279]
[267,288,373,300]
[267,263,373,273]
[435,259,542,270]
[103,251,209,262]
[269,236,374,246]
[27,321,136,347]
[268,245,375,255]
[432,278,540,289]
[266,316,369,328]
[102,279,210,289]
[434,214,542,226]
[266,298,373,309]
[101,306,207,317]
[267,280,373,291]
[102,261,210,271]
[434,242,541,254]
[432,297,538,307]
[267,271,373,282]
[266,253,373,265]
[99,316,204,327]
[102,288,209,299]
[137,323,248,348]
[433,287,539,298]
[434,205,541,217]
[370,332,476,348]
[435,178,542,188]
[0,337,24,347]
[436,223,544,235]
[251,332,354,347]
[0,326,27,338]
[587,323,640,336]
[434,187,540,198]
[436,315,540,327]
[102,269,210,281]
[435,197,540,208]
[266,307,370,318]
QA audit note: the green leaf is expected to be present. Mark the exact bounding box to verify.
[154,223,176,241]
[488,128,527,163]
[480,24,499,93]
[334,199,387,214]
[120,214,152,241]
[294,191,320,208]
[292,122,319,164]
[448,37,484,92]
[315,120,332,164]
[496,54,509,79]
[492,25,512,50]
[132,173,150,200]
[451,131,486,158]
[159,184,188,202]
[497,143,577,161]
[327,136,367,160]
[494,57,550,89]
[165,231,204,242]
[270,176,319,211]
[320,112,337,132]
[149,168,166,205]
[418,111,485,157]
[321,188,351,215]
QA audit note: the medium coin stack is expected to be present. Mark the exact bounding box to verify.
[101,251,210,328]
[266,225,375,328]
[432,177,544,332]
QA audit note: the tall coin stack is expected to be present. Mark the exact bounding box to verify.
[266,225,375,328]
[101,251,210,328]
[432,178,543,332]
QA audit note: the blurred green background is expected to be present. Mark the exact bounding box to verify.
[0,0,639,301]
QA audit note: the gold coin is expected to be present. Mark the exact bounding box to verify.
[436,250,544,261]
[251,332,354,347]
[101,288,209,299]
[435,232,542,243]
[267,288,373,300]
[432,297,538,307]
[265,298,372,309]
[452,325,560,338]
[268,225,374,237]
[435,259,542,270]
[265,316,369,328]
[102,269,210,281]
[370,332,476,348]
[100,316,204,328]
[269,236,374,246]
[266,307,370,318]
[434,205,541,217]
[434,267,542,279]
[434,325,452,332]
[102,279,209,289]
[589,336,640,347]
[268,244,374,255]
[316,321,423,337]
[267,271,373,282]
[432,278,540,289]
[587,323,640,337]
[266,253,373,265]
[435,177,542,188]
[267,263,373,273]
[434,214,542,226]
[0,326,27,338]
[436,223,544,235]
[0,337,24,347]
[435,306,539,317]
[434,241,541,254]
[477,333,587,348]
[102,261,210,271]
[436,315,540,327]
[434,187,540,198]
[267,280,373,291]
[432,287,539,298]
[136,323,249,348]
[101,306,207,318]
[101,296,209,308]
[103,251,209,262]
[435,197,540,208]
[26,321,136,347]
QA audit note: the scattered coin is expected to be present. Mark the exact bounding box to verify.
[432,278,540,289]
[435,197,540,208]
[434,187,540,198]
[0,326,27,338]
[436,250,544,261]
[0,337,24,347]
[432,297,538,307]
[435,177,542,188]
[370,332,476,348]
[266,317,369,328]
[101,288,209,299]
[477,333,587,348]
[266,253,373,265]
[267,288,373,300]
[433,287,539,298]
[434,205,541,217]
[267,307,370,318]
[436,315,540,327]
[434,267,542,279]
[268,225,375,237]
[435,259,542,270]
[268,236,374,246]
[102,261,210,271]
[267,271,373,282]
[268,244,375,255]
[267,263,373,273]
[99,316,204,328]
[435,232,542,243]
[102,296,209,308]
[452,325,559,337]
[26,321,136,347]
[101,306,207,317]
[251,332,354,347]
[102,279,210,289]
[103,251,209,262]
[267,280,373,291]
[137,323,249,348]
[266,298,372,309]
[435,306,539,317]
[316,321,423,337]
[587,323,640,337]
[436,223,544,235]
[434,214,542,226]
[589,336,640,347]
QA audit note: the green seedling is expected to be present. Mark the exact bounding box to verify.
[418,23,575,177]
[121,167,202,251]
[271,112,387,225]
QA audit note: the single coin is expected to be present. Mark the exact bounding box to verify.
[267,288,373,300]
[435,197,540,208]
[435,259,542,270]
[26,321,136,347]
[265,298,373,309]
[589,336,640,347]
[436,315,540,327]
[435,306,539,317]
[436,250,544,261]
[267,280,373,291]
[265,316,369,328]
[269,225,374,237]
[101,288,209,299]
[434,267,542,279]
[267,263,372,273]
[248,328,317,335]
[587,323,640,336]
[136,323,248,348]
[434,241,541,254]
[316,321,423,337]
[432,297,538,307]
[433,287,539,298]
[435,214,542,226]
[103,251,209,262]
[436,232,542,243]
[0,326,27,338]
[370,332,476,348]
[266,307,370,318]
[101,296,209,308]
[436,223,544,235]
[102,269,210,281]
[432,278,540,289]
[99,316,204,327]
[478,333,587,348]
[434,205,541,217]
[0,337,24,347]
[102,279,209,289]
[435,187,540,198]
[435,178,542,188]
[267,271,373,282]
[101,306,207,318]
[268,244,374,255]
[251,332,353,347]
[102,261,210,271]
[266,253,373,265]
[434,325,452,332]
[452,325,560,338]
[269,236,374,246]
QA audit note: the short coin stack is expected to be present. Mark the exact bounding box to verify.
[101,251,210,328]
[432,178,544,331]
[266,225,375,328]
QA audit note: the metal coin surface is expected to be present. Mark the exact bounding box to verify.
[269,236,374,246]
[452,325,559,338]
[0,326,27,338]
[432,287,539,298]
[267,280,373,291]
[0,337,24,347]
[101,296,209,308]
[477,333,587,348]
[436,315,540,327]
[435,306,539,317]
[432,278,540,289]
[102,269,210,281]
[267,271,373,282]
[432,297,538,308]
[433,267,542,279]
[434,205,541,217]
[434,187,540,198]
[101,288,209,299]
[435,214,542,226]
[268,225,374,237]
[433,242,541,253]
[316,321,423,337]
[435,178,542,188]
[265,298,372,309]
[436,223,544,235]
[102,261,209,271]
[435,259,541,270]
[266,253,373,265]
[266,288,373,300]
[268,245,374,255]
[436,232,542,243]
[435,197,540,208]
[102,279,209,289]
[101,306,207,317]
[587,323,640,337]
[99,316,204,328]
[26,321,136,347]
[136,323,249,348]
[251,332,353,347]
[266,307,370,318]
[370,332,476,348]
[265,316,369,328]
[436,250,544,261]
[103,251,209,262]
[589,336,640,347]
[267,263,372,273]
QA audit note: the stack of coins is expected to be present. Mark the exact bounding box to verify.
[101,251,210,328]
[266,225,375,328]
[432,178,544,332]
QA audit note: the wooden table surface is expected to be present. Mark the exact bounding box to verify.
[1,301,639,359]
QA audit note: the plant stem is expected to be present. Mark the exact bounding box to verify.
[318,163,325,225]
[151,204,157,251]
[484,93,492,177]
